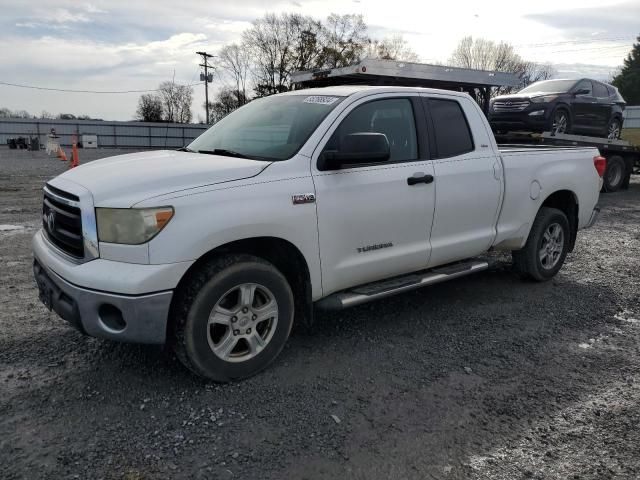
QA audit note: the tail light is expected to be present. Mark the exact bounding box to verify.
[594,156,606,177]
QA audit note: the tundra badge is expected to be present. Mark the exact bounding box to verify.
[292,193,316,205]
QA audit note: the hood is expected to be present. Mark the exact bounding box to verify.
[494,91,563,101]
[54,150,271,207]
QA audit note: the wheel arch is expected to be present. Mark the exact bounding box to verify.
[539,189,579,251]
[169,236,314,336]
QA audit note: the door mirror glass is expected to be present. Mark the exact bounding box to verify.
[321,132,390,169]
[574,88,590,96]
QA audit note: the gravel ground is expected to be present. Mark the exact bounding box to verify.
[1,148,639,479]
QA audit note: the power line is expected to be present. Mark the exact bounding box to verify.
[0,80,199,94]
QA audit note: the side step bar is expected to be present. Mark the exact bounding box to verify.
[316,260,489,310]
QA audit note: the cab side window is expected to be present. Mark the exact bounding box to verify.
[324,98,418,162]
[426,98,474,158]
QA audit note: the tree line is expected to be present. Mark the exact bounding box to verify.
[0,108,101,121]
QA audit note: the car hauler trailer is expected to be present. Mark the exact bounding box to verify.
[291,58,521,115]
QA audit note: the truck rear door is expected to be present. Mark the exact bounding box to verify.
[420,95,503,267]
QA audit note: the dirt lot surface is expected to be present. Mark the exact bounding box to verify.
[1,149,639,479]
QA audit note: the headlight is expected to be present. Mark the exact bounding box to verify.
[530,95,558,103]
[96,207,174,244]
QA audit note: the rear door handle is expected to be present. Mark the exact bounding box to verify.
[407,174,434,186]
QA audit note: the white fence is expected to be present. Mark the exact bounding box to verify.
[624,106,640,129]
[0,118,209,149]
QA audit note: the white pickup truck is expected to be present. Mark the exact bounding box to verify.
[33,86,603,381]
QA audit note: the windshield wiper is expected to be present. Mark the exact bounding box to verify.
[177,146,195,152]
[197,149,271,161]
[197,148,248,158]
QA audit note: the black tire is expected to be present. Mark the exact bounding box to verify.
[171,254,294,382]
[606,117,622,140]
[549,108,571,135]
[602,155,626,193]
[512,207,570,282]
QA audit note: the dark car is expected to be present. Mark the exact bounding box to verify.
[489,78,626,139]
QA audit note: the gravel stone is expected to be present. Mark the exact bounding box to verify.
[1,149,639,479]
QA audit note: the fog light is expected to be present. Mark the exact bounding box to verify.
[98,304,126,332]
[529,110,545,116]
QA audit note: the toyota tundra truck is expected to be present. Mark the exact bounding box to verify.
[33,86,603,381]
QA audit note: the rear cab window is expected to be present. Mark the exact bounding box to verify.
[423,98,474,158]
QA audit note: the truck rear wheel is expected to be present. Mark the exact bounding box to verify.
[602,155,625,192]
[171,254,294,382]
[512,207,570,282]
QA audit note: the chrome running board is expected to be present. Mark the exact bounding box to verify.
[316,260,489,310]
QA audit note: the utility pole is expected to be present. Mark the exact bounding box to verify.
[196,51,214,124]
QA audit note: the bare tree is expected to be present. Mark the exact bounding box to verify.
[365,35,420,62]
[158,81,193,123]
[321,13,368,68]
[449,36,555,105]
[243,13,297,97]
[205,87,247,123]
[289,14,325,72]
[218,43,251,107]
[135,93,164,122]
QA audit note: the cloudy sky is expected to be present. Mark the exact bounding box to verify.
[0,0,637,121]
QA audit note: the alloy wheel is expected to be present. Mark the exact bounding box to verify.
[552,112,568,135]
[539,223,564,269]
[608,120,621,140]
[207,283,279,363]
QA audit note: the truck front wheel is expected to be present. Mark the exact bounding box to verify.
[171,255,294,382]
[512,207,570,282]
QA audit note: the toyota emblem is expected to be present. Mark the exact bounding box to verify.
[44,210,56,232]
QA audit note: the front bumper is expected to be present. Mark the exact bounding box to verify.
[32,230,191,344]
[33,257,173,344]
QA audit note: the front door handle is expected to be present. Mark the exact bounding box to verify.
[407,174,434,186]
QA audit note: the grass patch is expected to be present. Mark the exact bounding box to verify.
[621,128,640,146]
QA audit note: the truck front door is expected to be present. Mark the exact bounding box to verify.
[312,95,436,295]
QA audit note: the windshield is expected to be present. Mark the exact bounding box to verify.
[519,79,577,94]
[188,94,345,161]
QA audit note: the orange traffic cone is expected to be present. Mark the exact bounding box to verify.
[70,143,79,168]
[57,146,67,162]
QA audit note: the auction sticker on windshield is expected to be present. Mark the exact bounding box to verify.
[303,96,339,105]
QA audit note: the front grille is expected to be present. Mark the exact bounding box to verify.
[493,100,530,112]
[43,185,84,258]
